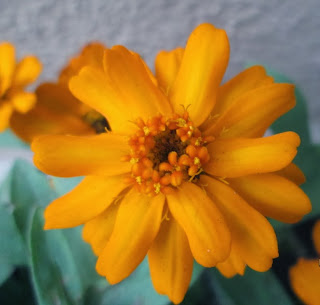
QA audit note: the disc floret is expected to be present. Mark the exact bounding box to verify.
[124,111,213,196]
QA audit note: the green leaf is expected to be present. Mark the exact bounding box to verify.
[0,264,14,287]
[28,207,74,305]
[0,204,26,266]
[210,268,295,305]
[9,160,56,238]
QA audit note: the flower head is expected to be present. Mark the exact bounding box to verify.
[289,221,320,305]
[0,42,42,131]
[32,23,311,304]
[10,43,109,142]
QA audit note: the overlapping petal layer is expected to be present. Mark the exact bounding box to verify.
[169,23,229,126]
[229,173,311,223]
[155,47,184,94]
[201,176,279,272]
[32,133,131,177]
[96,190,165,284]
[82,202,120,256]
[167,182,231,267]
[70,46,171,133]
[204,132,300,178]
[148,217,193,304]
[44,175,127,229]
[203,83,295,138]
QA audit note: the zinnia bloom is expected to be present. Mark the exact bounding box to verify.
[289,221,320,305]
[0,42,42,131]
[10,43,108,142]
[32,23,311,304]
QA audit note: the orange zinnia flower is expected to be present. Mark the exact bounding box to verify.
[0,42,42,131]
[290,221,320,305]
[10,43,108,142]
[32,23,311,304]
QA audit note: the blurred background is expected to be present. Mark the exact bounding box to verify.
[1,0,319,140]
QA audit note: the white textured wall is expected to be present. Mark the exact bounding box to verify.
[1,0,319,140]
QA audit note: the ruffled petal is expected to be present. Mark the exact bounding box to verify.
[203,84,295,138]
[216,243,246,278]
[289,258,320,305]
[169,23,229,127]
[201,175,278,272]
[166,182,231,267]
[96,190,165,284]
[10,91,36,113]
[148,217,193,304]
[69,46,172,133]
[82,201,120,256]
[211,65,273,118]
[32,133,131,177]
[312,220,320,255]
[275,163,306,185]
[0,42,15,95]
[229,173,311,223]
[204,132,300,178]
[0,102,13,131]
[13,55,42,87]
[155,47,184,94]
[44,175,127,229]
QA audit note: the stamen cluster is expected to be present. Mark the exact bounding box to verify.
[123,111,214,196]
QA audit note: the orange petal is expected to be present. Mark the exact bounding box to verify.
[201,175,278,272]
[155,47,184,94]
[166,182,231,267]
[212,65,273,117]
[0,42,15,95]
[13,55,42,87]
[82,201,120,256]
[59,42,105,84]
[204,132,300,178]
[169,23,229,127]
[203,84,295,138]
[0,102,13,131]
[96,190,165,284]
[10,83,95,142]
[10,104,94,143]
[216,243,246,278]
[275,163,306,185]
[229,173,311,223]
[44,175,127,229]
[289,258,320,305]
[312,220,320,255]
[32,133,131,177]
[148,217,193,304]
[70,46,172,133]
[10,91,36,113]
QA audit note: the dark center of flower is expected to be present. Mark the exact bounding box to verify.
[83,110,110,133]
[124,111,214,196]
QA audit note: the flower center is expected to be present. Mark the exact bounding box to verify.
[124,111,214,196]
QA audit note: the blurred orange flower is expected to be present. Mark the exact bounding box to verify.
[290,221,320,305]
[10,43,108,142]
[0,42,42,131]
[32,23,311,304]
